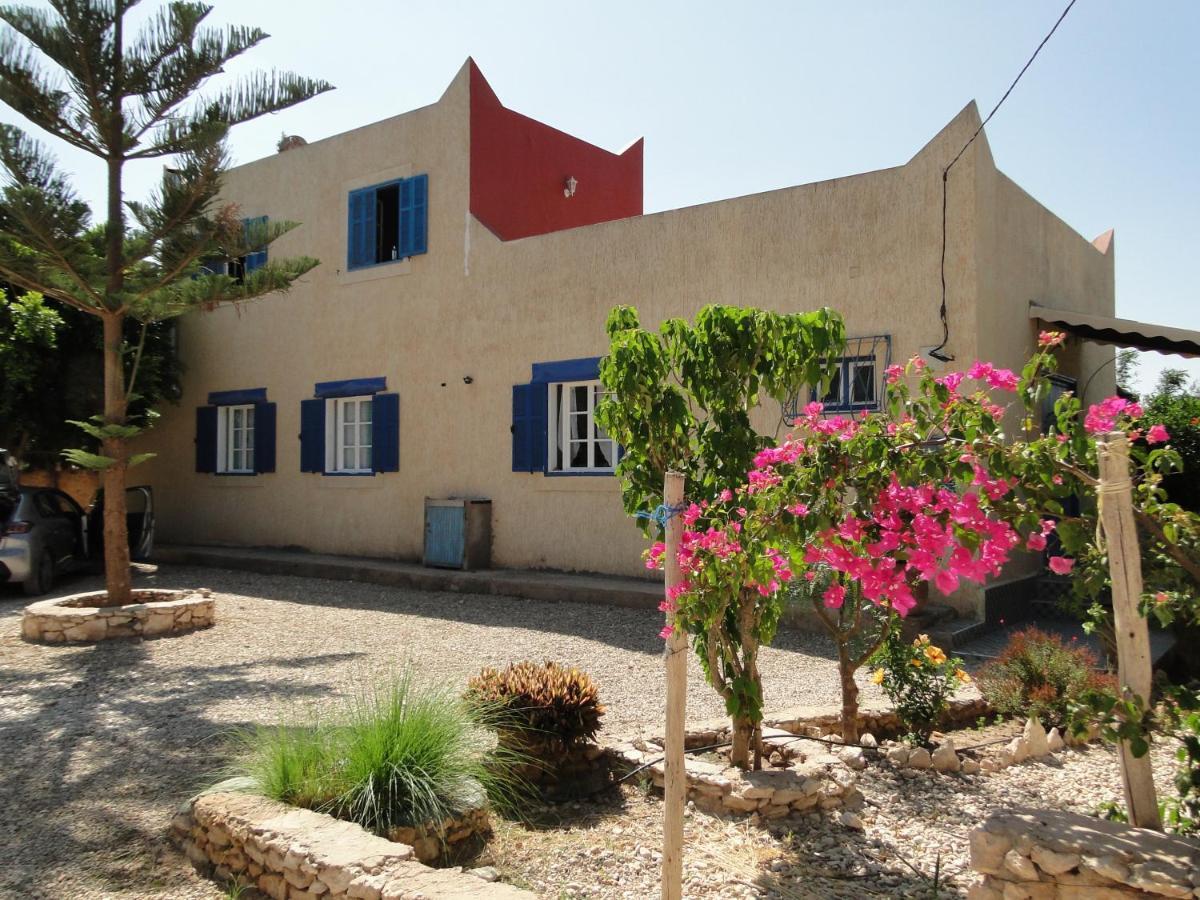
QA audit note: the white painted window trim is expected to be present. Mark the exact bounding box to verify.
[848,358,877,407]
[325,396,373,474]
[216,404,255,474]
[547,380,616,474]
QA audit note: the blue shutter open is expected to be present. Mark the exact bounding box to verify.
[347,188,376,269]
[243,215,268,272]
[400,174,428,257]
[372,392,400,473]
[299,398,325,473]
[254,402,276,473]
[195,406,217,473]
[511,382,548,473]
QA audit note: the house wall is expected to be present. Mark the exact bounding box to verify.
[133,62,1115,618]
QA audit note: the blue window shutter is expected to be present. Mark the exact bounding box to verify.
[399,174,428,257]
[511,382,548,473]
[348,188,376,268]
[244,215,268,272]
[195,406,217,473]
[254,402,276,473]
[372,392,400,472]
[299,398,325,473]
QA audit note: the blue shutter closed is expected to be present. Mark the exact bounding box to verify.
[347,188,376,269]
[399,174,428,257]
[254,402,276,473]
[195,406,217,473]
[244,215,268,272]
[511,382,548,473]
[299,398,325,473]
[372,392,400,473]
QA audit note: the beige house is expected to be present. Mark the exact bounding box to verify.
[135,60,1117,618]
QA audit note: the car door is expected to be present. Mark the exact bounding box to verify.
[33,491,76,568]
[87,486,155,562]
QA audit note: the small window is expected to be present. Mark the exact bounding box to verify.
[332,396,373,473]
[348,174,428,269]
[849,359,876,406]
[809,356,880,412]
[548,381,615,473]
[217,404,255,474]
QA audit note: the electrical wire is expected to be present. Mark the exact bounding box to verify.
[929,0,1079,363]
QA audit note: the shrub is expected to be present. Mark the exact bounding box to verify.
[977,626,1113,727]
[466,661,605,749]
[234,671,522,835]
[869,631,968,742]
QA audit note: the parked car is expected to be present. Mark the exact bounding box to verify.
[0,476,155,595]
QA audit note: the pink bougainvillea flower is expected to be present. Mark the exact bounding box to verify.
[1084,396,1144,434]
[967,361,993,381]
[659,624,674,640]
[986,368,1019,392]
[718,488,734,502]
[885,364,904,384]
[1038,330,1066,348]
[1048,556,1075,575]
[912,356,927,371]
[935,569,959,595]
[787,502,809,517]
[1040,519,1057,535]
[823,584,846,609]
[937,371,966,393]
[804,401,824,417]
[681,503,703,525]
[1146,424,1170,444]
[1026,532,1047,552]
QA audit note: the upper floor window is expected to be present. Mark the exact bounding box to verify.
[201,216,268,284]
[548,381,616,473]
[348,174,428,269]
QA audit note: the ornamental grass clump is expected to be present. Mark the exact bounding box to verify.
[976,626,1114,728]
[465,661,605,750]
[869,630,970,743]
[234,671,523,836]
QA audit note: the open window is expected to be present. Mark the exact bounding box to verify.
[347,175,428,269]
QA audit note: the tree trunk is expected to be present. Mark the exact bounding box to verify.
[838,646,860,744]
[101,311,132,605]
[729,715,754,769]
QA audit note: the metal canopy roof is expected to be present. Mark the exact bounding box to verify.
[1030,303,1200,358]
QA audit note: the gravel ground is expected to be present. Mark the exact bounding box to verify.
[0,563,1184,899]
[0,562,859,899]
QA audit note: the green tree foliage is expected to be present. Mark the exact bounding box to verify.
[1141,369,1200,512]
[0,1,332,603]
[596,303,845,768]
[0,285,180,467]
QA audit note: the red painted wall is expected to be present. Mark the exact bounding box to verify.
[469,61,643,242]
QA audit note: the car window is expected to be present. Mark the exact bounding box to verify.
[33,492,59,518]
[50,492,80,517]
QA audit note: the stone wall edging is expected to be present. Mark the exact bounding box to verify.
[21,588,214,643]
[173,788,533,899]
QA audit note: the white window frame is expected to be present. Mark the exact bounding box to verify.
[847,358,877,407]
[326,395,373,474]
[547,380,616,474]
[216,404,255,474]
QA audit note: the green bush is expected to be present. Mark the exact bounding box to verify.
[233,671,523,835]
[869,630,968,742]
[466,661,605,749]
[977,626,1113,727]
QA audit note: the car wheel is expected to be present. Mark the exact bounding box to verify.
[22,550,54,596]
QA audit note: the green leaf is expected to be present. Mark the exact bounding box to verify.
[61,449,116,470]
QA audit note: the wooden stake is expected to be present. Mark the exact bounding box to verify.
[661,471,687,900]
[1097,431,1161,830]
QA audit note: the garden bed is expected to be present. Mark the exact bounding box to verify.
[21,588,214,643]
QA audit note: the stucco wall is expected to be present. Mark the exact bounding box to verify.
[133,63,1115,603]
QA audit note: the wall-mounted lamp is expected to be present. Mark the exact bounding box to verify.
[563,175,578,198]
[463,376,474,385]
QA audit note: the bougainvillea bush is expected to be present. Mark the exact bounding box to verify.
[650,329,1199,762]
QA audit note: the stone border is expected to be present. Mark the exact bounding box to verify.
[21,588,214,643]
[387,807,491,864]
[968,808,1200,899]
[173,788,533,899]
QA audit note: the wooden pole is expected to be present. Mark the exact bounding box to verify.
[1097,431,1161,830]
[661,471,687,900]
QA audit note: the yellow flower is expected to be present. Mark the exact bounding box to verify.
[870,668,884,685]
[916,633,931,645]
[955,669,972,684]
[923,645,948,665]
[910,658,922,668]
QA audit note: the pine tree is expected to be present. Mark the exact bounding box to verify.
[0,1,332,603]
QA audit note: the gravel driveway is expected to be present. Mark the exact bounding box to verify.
[0,563,860,899]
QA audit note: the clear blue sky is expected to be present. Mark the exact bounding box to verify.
[4,1,1197,392]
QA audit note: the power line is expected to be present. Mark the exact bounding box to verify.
[928,0,1079,363]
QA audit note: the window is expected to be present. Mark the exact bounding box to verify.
[333,396,373,473]
[548,381,616,473]
[195,390,276,475]
[218,404,255,474]
[200,216,268,284]
[348,174,428,269]
[809,356,879,412]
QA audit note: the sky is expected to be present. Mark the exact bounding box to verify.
[2,0,1197,394]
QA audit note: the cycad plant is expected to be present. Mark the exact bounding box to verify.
[0,1,332,603]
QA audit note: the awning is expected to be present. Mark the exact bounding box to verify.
[1030,303,1200,358]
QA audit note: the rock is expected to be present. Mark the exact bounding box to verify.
[1081,854,1131,883]
[885,745,911,766]
[907,747,932,769]
[1006,737,1029,764]
[1023,718,1050,758]
[838,747,867,770]
[722,794,760,813]
[838,811,865,831]
[1047,727,1065,752]
[931,740,960,773]
[1003,849,1039,882]
[966,882,1004,900]
[962,758,981,775]
[969,829,1012,874]
[859,733,878,749]
[1030,846,1081,876]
